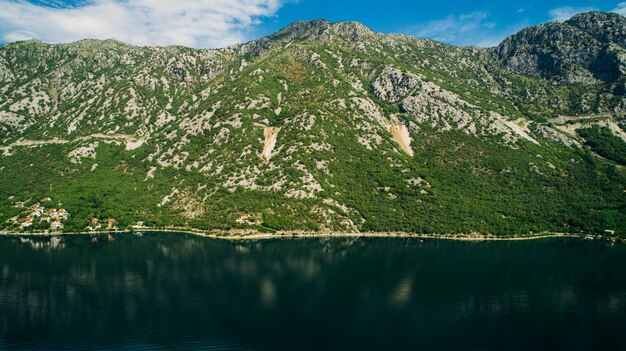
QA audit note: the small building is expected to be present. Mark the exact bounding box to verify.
[39,216,51,223]
[87,218,101,231]
[41,196,52,202]
[14,201,26,208]
[20,217,33,228]
[235,214,262,225]
[107,218,117,229]
[57,209,68,219]
[50,220,63,230]
[236,213,251,224]
[30,204,46,217]
[605,230,616,235]
[8,215,20,224]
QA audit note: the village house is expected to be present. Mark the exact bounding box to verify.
[133,221,146,229]
[30,204,46,217]
[236,213,251,224]
[40,216,51,223]
[41,196,52,202]
[57,208,68,219]
[8,215,19,224]
[20,217,33,228]
[50,220,63,230]
[14,201,26,208]
[88,218,101,231]
[107,218,117,229]
[235,213,262,225]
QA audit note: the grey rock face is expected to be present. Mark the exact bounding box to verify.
[170,66,188,81]
[567,12,626,49]
[496,12,626,84]
[371,66,421,103]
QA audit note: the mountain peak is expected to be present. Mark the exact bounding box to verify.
[273,19,332,39]
[233,19,374,57]
[565,11,626,49]
[272,19,373,42]
[496,11,626,83]
[567,11,625,23]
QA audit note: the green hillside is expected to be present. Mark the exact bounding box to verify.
[1,14,624,236]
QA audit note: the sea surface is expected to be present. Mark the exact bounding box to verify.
[0,234,625,350]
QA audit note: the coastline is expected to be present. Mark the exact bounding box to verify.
[0,227,603,242]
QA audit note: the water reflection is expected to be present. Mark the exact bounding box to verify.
[19,236,65,250]
[0,235,625,350]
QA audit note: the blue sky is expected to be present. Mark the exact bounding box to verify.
[256,0,626,47]
[0,0,625,48]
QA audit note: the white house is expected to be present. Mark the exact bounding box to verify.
[50,220,63,230]
[20,218,33,228]
[57,209,69,219]
[236,214,252,224]
[106,218,117,229]
[133,221,146,229]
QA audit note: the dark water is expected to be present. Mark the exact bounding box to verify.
[1,235,625,350]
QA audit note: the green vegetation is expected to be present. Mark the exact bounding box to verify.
[0,19,625,238]
[577,126,626,165]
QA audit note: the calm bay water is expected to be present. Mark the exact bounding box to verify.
[0,234,625,350]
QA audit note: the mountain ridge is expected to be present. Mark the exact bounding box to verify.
[0,12,624,236]
[496,11,626,84]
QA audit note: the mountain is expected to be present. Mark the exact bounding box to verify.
[496,12,626,84]
[0,12,625,236]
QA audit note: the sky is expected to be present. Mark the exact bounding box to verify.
[0,0,625,48]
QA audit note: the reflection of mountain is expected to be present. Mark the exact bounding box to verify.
[0,236,625,349]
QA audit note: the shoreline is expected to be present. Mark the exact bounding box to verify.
[0,227,611,242]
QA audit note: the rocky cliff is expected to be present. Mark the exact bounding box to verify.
[496,12,626,85]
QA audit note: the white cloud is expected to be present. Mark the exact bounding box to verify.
[613,2,626,15]
[404,12,523,47]
[413,12,492,42]
[548,6,597,22]
[0,0,286,48]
